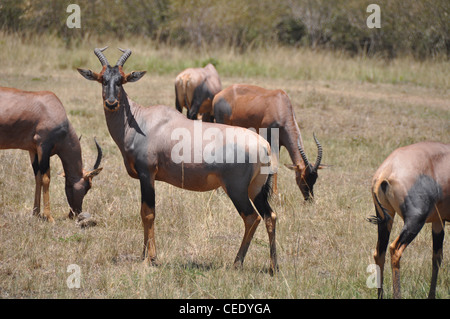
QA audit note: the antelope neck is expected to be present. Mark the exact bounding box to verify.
[57,128,84,183]
[103,87,143,152]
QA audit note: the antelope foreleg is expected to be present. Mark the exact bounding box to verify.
[141,202,158,266]
[33,172,42,217]
[42,168,54,223]
[34,146,54,223]
[30,152,41,217]
[139,172,159,266]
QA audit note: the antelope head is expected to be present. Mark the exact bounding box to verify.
[77,47,146,112]
[66,138,103,218]
[286,134,323,201]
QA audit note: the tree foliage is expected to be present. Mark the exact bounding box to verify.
[0,0,448,58]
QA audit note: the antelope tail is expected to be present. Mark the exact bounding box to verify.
[184,78,191,108]
[260,174,274,203]
[367,180,392,225]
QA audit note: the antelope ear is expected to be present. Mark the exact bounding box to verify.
[124,71,146,83]
[284,164,301,172]
[77,68,102,83]
[317,164,331,169]
[83,167,103,180]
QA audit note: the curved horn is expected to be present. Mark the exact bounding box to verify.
[94,46,109,66]
[313,133,323,171]
[92,138,103,170]
[116,48,132,66]
[297,139,311,168]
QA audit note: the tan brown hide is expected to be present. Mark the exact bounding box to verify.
[371,141,449,299]
[212,84,323,200]
[175,63,221,121]
[0,87,102,222]
[79,48,279,274]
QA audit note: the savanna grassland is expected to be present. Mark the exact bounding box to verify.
[0,33,449,299]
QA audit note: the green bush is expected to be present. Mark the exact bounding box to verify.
[0,0,448,59]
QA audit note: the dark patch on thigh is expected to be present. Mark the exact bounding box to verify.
[401,175,442,220]
[37,120,70,173]
[188,81,213,118]
[399,174,443,244]
[39,141,54,174]
[193,81,213,106]
[45,120,70,146]
[213,97,232,124]
[226,189,254,217]
[32,154,39,176]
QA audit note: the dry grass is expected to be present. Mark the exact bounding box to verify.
[0,33,449,299]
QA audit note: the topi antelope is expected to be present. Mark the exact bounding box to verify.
[78,47,279,274]
[0,87,103,222]
[175,63,221,122]
[370,141,449,299]
[213,84,323,200]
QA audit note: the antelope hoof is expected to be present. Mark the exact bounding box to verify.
[233,256,245,270]
[233,261,244,270]
[151,258,161,267]
[32,208,40,217]
[46,216,55,224]
[37,213,55,223]
[269,265,279,277]
[145,257,161,267]
[142,254,161,267]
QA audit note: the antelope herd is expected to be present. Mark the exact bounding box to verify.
[0,47,448,299]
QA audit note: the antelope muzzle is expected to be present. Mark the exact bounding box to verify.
[104,99,119,111]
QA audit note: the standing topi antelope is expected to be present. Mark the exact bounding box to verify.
[0,87,103,222]
[175,63,221,122]
[370,141,449,299]
[78,47,279,274]
[213,84,323,200]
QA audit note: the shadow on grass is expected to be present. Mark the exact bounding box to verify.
[111,252,276,277]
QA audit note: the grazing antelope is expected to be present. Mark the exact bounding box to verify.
[213,84,323,200]
[175,63,221,122]
[78,47,279,274]
[0,87,103,222]
[370,141,449,299]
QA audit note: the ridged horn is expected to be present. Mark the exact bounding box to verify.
[92,138,103,170]
[116,48,132,66]
[313,133,323,171]
[94,46,109,66]
[297,138,311,168]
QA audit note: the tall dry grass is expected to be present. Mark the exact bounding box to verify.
[2,32,449,88]
[0,33,449,299]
